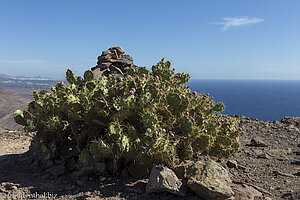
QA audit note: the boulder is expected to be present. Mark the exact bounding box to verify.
[173,160,193,179]
[231,183,262,200]
[146,165,186,197]
[186,159,234,200]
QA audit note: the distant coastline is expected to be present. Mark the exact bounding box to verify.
[1,73,299,122]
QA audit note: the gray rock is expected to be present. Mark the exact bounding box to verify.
[91,47,137,77]
[120,54,134,65]
[264,197,273,200]
[146,165,186,197]
[86,197,102,200]
[227,160,238,168]
[280,116,300,128]
[273,170,295,177]
[186,160,234,200]
[231,183,262,200]
[256,152,271,159]
[287,148,292,155]
[281,191,300,200]
[11,185,18,190]
[173,160,194,179]
[4,183,17,190]
[250,137,268,147]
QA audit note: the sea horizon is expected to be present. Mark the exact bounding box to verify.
[187,79,300,122]
[1,73,300,122]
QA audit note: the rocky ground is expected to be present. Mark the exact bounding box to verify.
[0,115,299,200]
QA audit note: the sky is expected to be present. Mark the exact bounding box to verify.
[0,0,299,80]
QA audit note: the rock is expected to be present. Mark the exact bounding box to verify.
[4,183,18,190]
[280,117,300,128]
[267,149,290,160]
[281,191,300,200]
[186,159,234,200]
[173,160,193,179]
[250,137,268,147]
[227,160,238,168]
[146,165,186,197]
[287,148,292,155]
[294,172,300,176]
[231,183,262,200]
[86,197,102,200]
[128,162,150,178]
[256,152,271,159]
[264,197,273,200]
[273,170,295,177]
[91,47,138,78]
[11,185,18,190]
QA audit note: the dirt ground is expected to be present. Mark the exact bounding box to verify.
[0,115,299,200]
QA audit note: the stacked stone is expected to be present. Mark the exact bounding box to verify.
[91,47,138,78]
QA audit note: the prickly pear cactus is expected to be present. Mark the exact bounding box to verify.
[14,56,241,177]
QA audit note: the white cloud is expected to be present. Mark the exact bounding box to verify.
[212,16,264,31]
[0,59,49,64]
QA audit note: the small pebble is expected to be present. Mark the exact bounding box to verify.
[227,160,238,168]
[250,137,268,147]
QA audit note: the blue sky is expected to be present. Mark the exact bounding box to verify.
[0,0,299,80]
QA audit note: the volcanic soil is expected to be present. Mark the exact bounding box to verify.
[0,115,299,200]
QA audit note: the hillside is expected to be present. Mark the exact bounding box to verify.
[0,116,299,199]
[0,88,31,130]
[0,73,62,130]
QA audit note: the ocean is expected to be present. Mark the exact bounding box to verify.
[187,79,300,122]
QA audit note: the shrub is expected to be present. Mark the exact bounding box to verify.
[14,59,241,174]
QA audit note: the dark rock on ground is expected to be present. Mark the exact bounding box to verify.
[230,183,262,200]
[173,160,193,179]
[186,159,234,200]
[146,165,186,197]
[250,137,269,147]
[227,160,238,168]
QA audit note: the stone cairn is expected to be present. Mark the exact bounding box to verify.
[91,47,138,78]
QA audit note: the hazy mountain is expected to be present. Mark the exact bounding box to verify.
[0,73,62,90]
[0,73,63,130]
[0,88,31,131]
[0,73,63,99]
